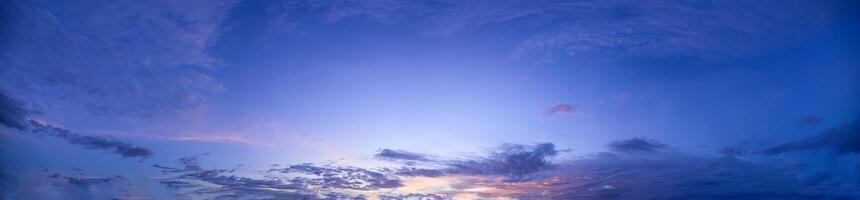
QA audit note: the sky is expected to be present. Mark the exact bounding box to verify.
[0,0,859,199]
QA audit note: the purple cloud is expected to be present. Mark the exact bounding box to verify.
[607,137,669,153]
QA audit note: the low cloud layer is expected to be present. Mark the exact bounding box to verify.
[149,138,860,199]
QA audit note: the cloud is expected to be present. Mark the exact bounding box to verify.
[544,104,575,116]
[154,143,561,199]
[536,154,860,199]
[761,120,860,155]
[375,149,433,163]
[152,140,860,199]
[0,167,141,200]
[261,0,843,63]
[27,120,153,159]
[155,161,396,199]
[0,91,29,130]
[445,143,559,179]
[1,91,153,159]
[607,137,669,153]
[375,143,562,180]
[0,0,237,117]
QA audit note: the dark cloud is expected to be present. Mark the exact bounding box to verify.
[761,120,860,155]
[153,141,860,199]
[157,143,561,198]
[1,91,153,159]
[0,91,29,130]
[373,143,562,180]
[271,163,403,190]
[379,193,446,200]
[544,104,575,116]
[27,120,153,159]
[607,137,669,153]
[155,157,400,199]
[445,143,559,179]
[392,167,444,177]
[375,149,432,163]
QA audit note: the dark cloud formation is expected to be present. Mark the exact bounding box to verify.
[607,137,669,153]
[155,154,401,199]
[379,193,446,200]
[153,141,860,199]
[271,164,403,190]
[445,143,559,179]
[544,104,575,116]
[0,92,29,130]
[761,120,860,155]
[155,143,561,199]
[374,143,562,180]
[391,167,444,177]
[1,91,153,159]
[375,149,432,164]
[27,120,153,159]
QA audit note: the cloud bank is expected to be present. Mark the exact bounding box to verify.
[148,136,860,199]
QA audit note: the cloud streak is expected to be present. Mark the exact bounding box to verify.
[761,120,860,156]
[0,91,153,159]
[607,137,669,153]
[151,139,860,199]
[0,0,237,117]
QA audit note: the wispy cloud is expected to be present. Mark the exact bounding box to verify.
[260,0,843,63]
[760,119,859,156]
[0,0,237,117]
[544,104,575,116]
[606,137,669,153]
[0,91,153,159]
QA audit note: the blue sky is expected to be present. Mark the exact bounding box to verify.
[1,0,859,199]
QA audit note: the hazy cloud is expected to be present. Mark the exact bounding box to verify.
[261,0,844,63]
[544,104,575,116]
[445,143,559,179]
[0,0,237,117]
[0,91,153,159]
[607,137,669,153]
[28,120,153,159]
[761,120,860,155]
[375,149,433,164]
[0,92,29,130]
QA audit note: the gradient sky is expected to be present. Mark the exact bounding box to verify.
[1,0,859,199]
